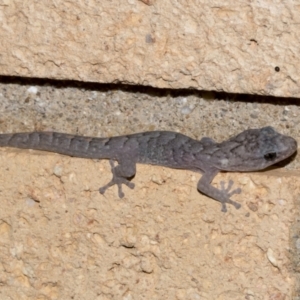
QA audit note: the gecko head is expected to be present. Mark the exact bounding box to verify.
[215,126,297,172]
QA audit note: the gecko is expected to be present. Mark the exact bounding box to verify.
[0,126,297,212]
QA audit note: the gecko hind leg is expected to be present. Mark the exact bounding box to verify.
[220,180,242,212]
[99,159,135,198]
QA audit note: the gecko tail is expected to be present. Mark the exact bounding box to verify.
[0,132,52,149]
[0,133,14,147]
[0,132,112,159]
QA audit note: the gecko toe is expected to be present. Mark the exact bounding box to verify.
[220,180,241,196]
[116,178,135,197]
[228,187,242,198]
[221,203,227,213]
[99,177,134,198]
[233,202,241,209]
[99,182,113,195]
[117,186,125,198]
[99,159,135,198]
[126,181,135,189]
[99,179,115,194]
[220,180,234,193]
[219,180,241,211]
[220,199,241,211]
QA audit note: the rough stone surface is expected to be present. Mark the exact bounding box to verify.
[1,1,300,96]
[0,149,298,299]
[0,80,299,299]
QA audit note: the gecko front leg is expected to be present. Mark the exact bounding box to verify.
[197,168,241,212]
[99,158,136,198]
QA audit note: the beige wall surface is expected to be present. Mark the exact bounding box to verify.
[1,0,300,97]
[0,150,299,299]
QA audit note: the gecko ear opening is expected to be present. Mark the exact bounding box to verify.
[264,152,277,161]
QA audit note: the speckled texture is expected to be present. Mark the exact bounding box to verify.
[0,79,299,299]
[0,151,298,299]
[1,1,300,96]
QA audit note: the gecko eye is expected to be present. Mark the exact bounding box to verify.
[264,152,277,161]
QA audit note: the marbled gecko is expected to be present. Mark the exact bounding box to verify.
[0,126,297,212]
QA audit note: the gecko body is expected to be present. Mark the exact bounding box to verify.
[0,127,297,212]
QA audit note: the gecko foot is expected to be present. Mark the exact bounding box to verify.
[220,180,242,212]
[99,160,135,198]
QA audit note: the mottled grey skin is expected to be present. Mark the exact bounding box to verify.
[0,126,297,212]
